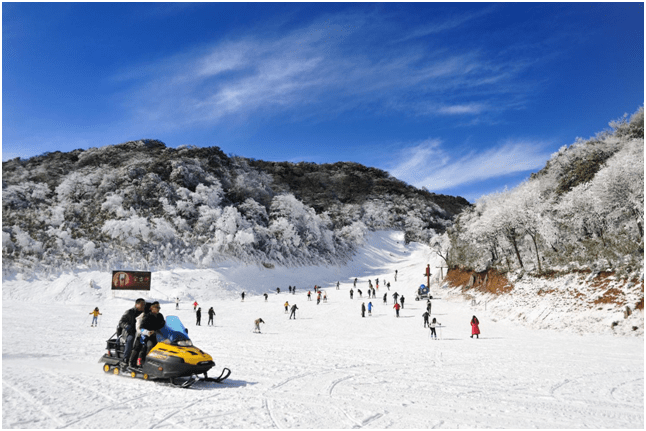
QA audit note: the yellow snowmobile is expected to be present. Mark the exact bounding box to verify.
[100,315,230,388]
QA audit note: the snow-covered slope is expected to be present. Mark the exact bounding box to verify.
[2,231,643,428]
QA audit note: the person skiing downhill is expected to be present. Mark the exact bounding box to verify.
[400,296,405,309]
[290,304,299,319]
[284,301,290,313]
[471,316,480,339]
[392,292,399,304]
[361,302,366,317]
[208,307,215,326]
[254,318,265,333]
[393,302,401,317]
[307,291,312,300]
[430,318,441,339]
[89,307,102,327]
[368,302,373,316]
[422,311,430,327]
[383,293,387,304]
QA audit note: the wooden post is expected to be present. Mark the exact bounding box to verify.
[425,265,431,289]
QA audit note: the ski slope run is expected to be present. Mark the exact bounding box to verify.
[2,231,643,428]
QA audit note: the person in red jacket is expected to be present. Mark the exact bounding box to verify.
[471,315,480,339]
[393,302,401,317]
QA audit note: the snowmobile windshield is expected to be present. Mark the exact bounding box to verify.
[156,315,193,346]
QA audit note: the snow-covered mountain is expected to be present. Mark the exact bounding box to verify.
[2,141,468,274]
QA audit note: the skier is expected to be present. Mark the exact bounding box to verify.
[430,318,441,339]
[208,307,215,326]
[241,292,245,302]
[393,302,401,317]
[354,278,357,287]
[277,287,281,294]
[422,311,430,327]
[471,315,480,339]
[361,302,366,317]
[317,292,321,305]
[372,287,376,297]
[175,297,179,310]
[89,307,102,327]
[292,286,296,295]
[357,289,363,298]
[323,292,327,302]
[395,269,398,281]
[350,289,354,299]
[392,292,399,304]
[387,282,391,290]
[383,293,387,304]
[264,293,268,301]
[284,301,290,313]
[367,289,371,299]
[307,291,312,301]
[426,299,432,315]
[289,304,299,320]
[400,296,405,309]
[196,307,201,326]
[254,318,265,333]
[289,286,292,294]
[336,281,340,290]
[193,301,198,311]
[368,301,373,316]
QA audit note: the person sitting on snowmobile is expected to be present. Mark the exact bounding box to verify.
[135,302,166,367]
[117,298,151,367]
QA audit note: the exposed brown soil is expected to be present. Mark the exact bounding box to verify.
[445,268,513,295]
[446,268,644,312]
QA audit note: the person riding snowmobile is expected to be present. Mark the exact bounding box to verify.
[117,298,151,367]
[133,302,165,368]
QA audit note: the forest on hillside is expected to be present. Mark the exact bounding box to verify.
[2,141,468,274]
[441,107,644,277]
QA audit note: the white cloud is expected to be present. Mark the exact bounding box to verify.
[389,139,553,192]
[116,8,542,131]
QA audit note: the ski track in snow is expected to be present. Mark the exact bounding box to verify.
[2,231,644,429]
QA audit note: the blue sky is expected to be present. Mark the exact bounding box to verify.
[3,2,644,202]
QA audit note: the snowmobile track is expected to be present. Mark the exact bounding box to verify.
[2,380,66,428]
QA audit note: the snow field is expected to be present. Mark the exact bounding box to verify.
[2,231,643,428]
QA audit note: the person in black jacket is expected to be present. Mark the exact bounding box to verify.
[208,307,215,326]
[117,298,150,367]
[135,302,165,367]
[196,307,202,326]
[289,304,298,320]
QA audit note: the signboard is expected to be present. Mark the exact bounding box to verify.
[111,271,151,291]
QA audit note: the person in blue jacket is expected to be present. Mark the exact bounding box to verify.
[367,302,373,316]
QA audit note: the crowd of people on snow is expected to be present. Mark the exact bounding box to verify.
[95,269,483,369]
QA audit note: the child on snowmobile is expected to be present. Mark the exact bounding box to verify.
[117,298,150,367]
[134,302,165,367]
